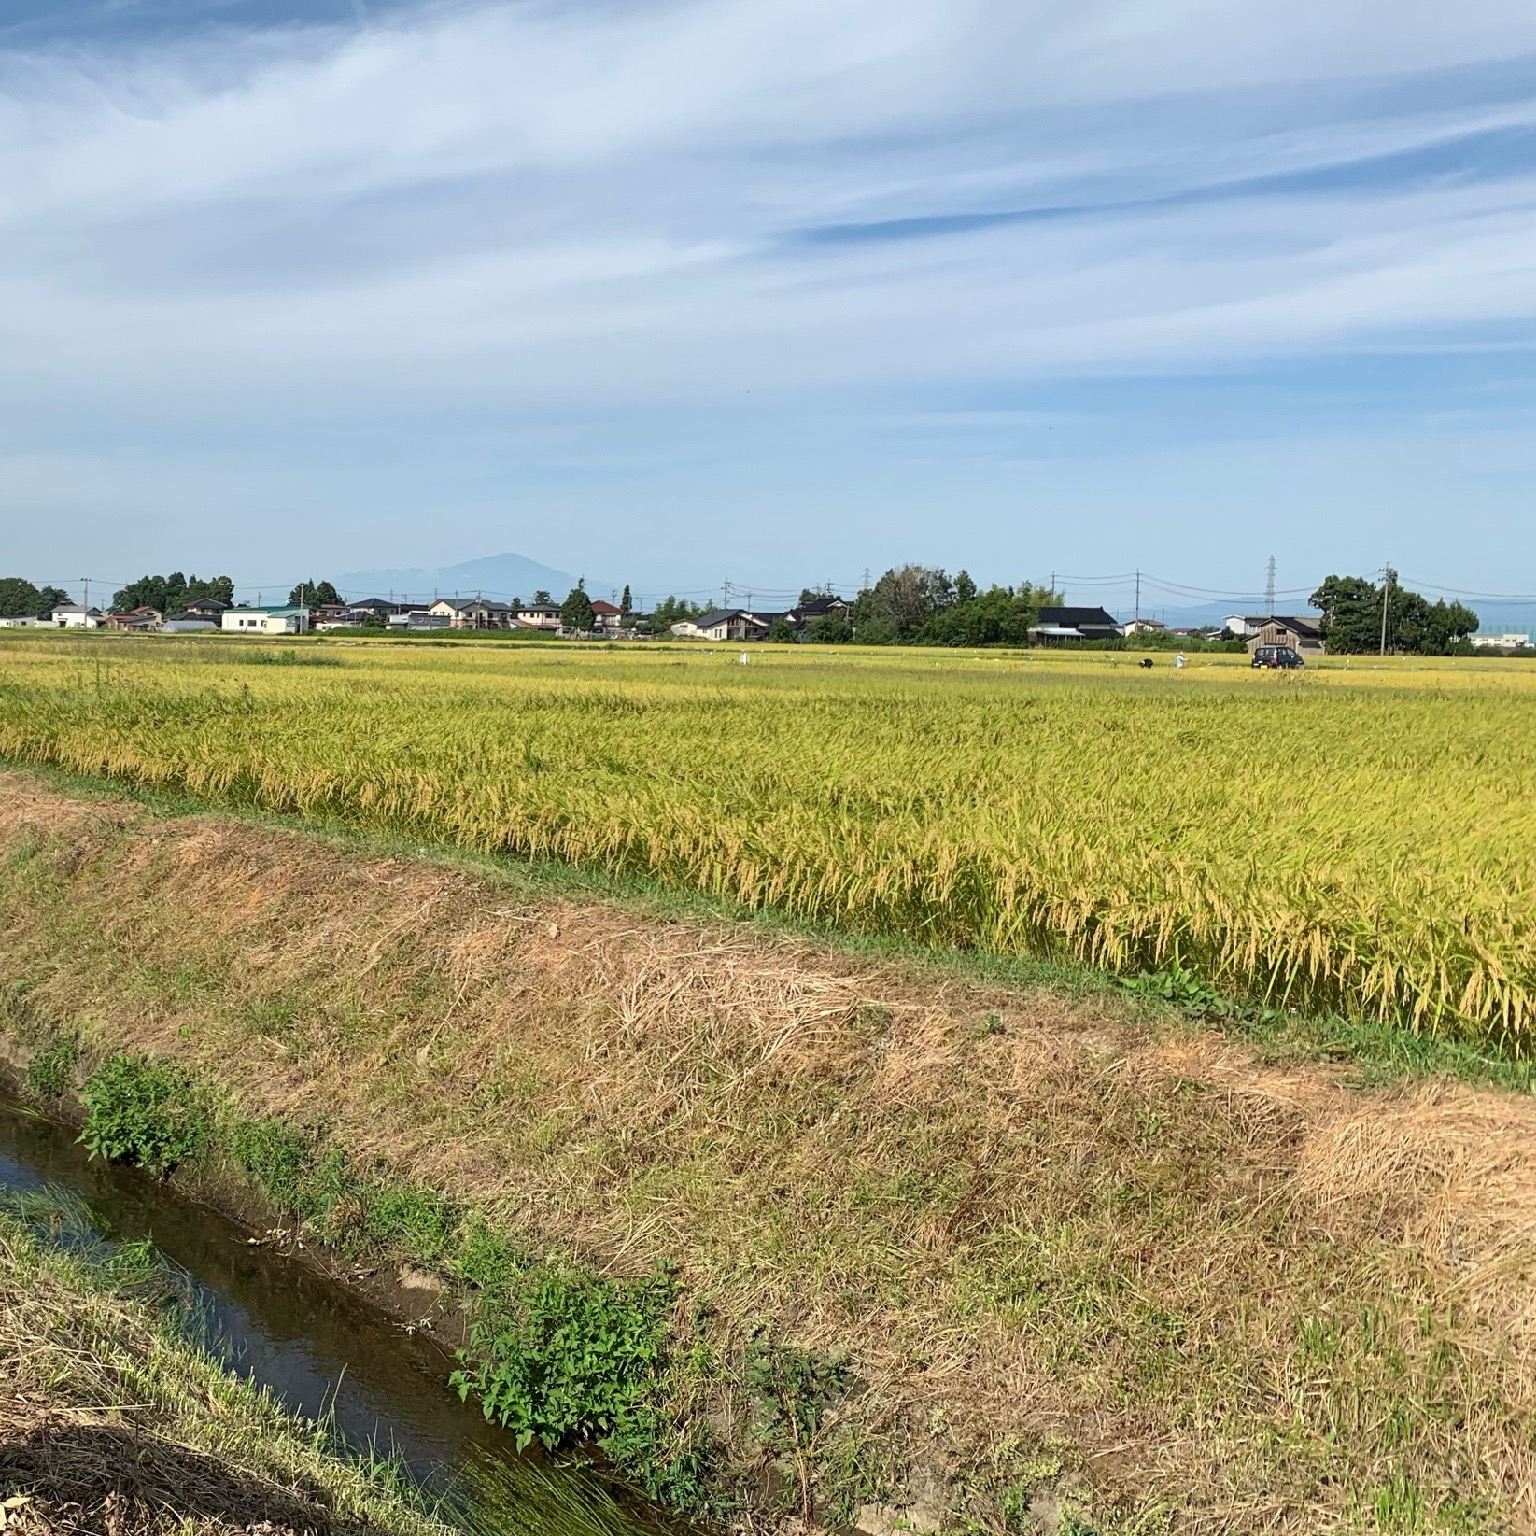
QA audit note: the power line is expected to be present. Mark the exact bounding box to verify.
[1398,577,1536,602]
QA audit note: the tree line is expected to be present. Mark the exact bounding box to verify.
[0,577,71,620]
[114,572,236,613]
[1309,573,1479,655]
[793,567,1063,646]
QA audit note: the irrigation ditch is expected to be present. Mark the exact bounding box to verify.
[3,774,1536,1533]
[0,1089,677,1536]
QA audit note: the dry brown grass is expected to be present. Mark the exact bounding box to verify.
[0,1222,452,1536]
[2,773,1534,1532]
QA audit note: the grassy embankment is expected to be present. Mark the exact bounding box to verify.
[0,633,1532,1038]
[2,774,1534,1535]
[0,1199,458,1536]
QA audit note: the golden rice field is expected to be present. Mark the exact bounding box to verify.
[1,632,1534,1042]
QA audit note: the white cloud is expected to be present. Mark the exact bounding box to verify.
[1,0,1535,581]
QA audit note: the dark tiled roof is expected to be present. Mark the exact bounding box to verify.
[1249,615,1322,639]
[795,595,847,616]
[1036,606,1120,629]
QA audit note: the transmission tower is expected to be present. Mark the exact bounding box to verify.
[1264,555,1276,616]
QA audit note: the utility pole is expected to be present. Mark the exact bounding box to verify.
[1133,569,1141,622]
[81,577,89,624]
[1264,555,1276,617]
[1379,567,1392,656]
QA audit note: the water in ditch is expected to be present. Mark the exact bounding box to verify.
[0,1094,668,1536]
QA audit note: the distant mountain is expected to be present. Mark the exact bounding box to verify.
[334,552,607,604]
[1117,598,1536,636]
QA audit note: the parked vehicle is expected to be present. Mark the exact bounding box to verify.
[1251,644,1305,669]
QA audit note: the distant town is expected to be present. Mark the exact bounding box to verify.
[0,566,1525,656]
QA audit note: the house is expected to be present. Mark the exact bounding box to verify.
[103,607,162,632]
[1244,616,1324,658]
[380,604,434,627]
[589,599,623,633]
[777,595,849,634]
[672,609,770,642]
[50,604,105,629]
[0,616,50,628]
[515,605,562,631]
[1469,632,1531,651]
[1223,613,1326,647]
[793,594,849,620]
[428,597,515,629]
[1030,606,1122,642]
[220,605,310,635]
[1121,618,1166,636]
[180,598,228,621]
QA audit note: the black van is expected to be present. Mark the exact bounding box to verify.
[1251,644,1304,669]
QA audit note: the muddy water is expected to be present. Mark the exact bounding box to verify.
[0,1096,658,1532]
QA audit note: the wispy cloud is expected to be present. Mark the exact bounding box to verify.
[1,0,1534,584]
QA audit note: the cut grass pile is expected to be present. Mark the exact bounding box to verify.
[1,777,1533,1533]
[0,635,1533,1040]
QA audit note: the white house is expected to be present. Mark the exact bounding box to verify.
[1470,632,1530,651]
[428,597,515,629]
[515,604,562,630]
[221,605,310,634]
[50,604,104,629]
[673,608,770,642]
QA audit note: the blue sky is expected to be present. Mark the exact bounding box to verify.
[2,0,1534,612]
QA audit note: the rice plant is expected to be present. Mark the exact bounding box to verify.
[0,634,1532,1043]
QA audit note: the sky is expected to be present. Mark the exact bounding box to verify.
[2,0,1534,612]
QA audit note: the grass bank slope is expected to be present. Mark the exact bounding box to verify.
[0,635,1533,1036]
[1,775,1534,1533]
[0,1209,454,1536]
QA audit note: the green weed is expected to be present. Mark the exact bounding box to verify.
[451,1262,698,1502]
[79,1052,209,1176]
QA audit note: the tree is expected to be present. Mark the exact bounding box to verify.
[640,596,702,635]
[855,565,955,643]
[620,584,632,615]
[953,569,978,604]
[804,612,854,643]
[1309,575,1384,654]
[921,582,1043,647]
[1311,572,1479,655]
[533,589,553,606]
[36,585,68,619]
[767,615,798,643]
[113,572,234,614]
[560,582,595,633]
[0,577,41,619]
[289,580,341,607]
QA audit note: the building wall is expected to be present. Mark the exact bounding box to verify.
[1248,621,1323,656]
[221,611,305,634]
